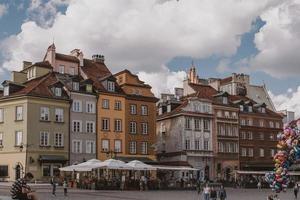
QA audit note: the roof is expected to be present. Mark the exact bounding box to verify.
[188,83,218,99]
[220,76,232,84]
[116,156,156,164]
[56,53,79,63]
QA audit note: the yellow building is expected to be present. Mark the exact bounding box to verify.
[0,64,70,181]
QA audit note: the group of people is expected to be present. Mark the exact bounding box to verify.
[201,184,227,200]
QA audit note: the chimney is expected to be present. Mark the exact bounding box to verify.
[70,49,84,67]
[92,54,105,63]
[23,61,32,69]
[45,43,56,65]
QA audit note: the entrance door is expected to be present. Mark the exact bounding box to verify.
[15,165,21,180]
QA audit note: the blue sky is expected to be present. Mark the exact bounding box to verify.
[0,0,299,97]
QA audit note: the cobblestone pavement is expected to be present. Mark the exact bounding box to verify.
[0,187,296,200]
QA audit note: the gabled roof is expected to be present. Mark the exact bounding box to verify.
[20,61,53,72]
[56,53,79,63]
[188,83,218,99]
[220,76,232,84]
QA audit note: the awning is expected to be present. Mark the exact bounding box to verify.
[236,170,300,176]
[39,155,68,163]
[155,165,199,171]
[115,156,156,164]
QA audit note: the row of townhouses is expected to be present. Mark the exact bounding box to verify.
[0,44,157,181]
[0,45,288,182]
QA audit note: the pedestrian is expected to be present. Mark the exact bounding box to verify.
[50,176,56,196]
[210,187,217,200]
[196,178,202,194]
[121,174,126,190]
[11,172,38,200]
[63,180,68,196]
[257,181,262,190]
[219,185,227,200]
[140,175,144,191]
[203,184,210,200]
[294,184,299,199]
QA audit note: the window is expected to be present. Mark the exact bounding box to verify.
[102,118,110,131]
[185,118,191,129]
[42,165,51,177]
[69,67,75,75]
[0,165,8,177]
[130,104,137,114]
[141,105,148,115]
[259,148,265,157]
[270,149,276,157]
[86,101,95,113]
[203,140,209,150]
[246,119,252,126]
[195,140,200,150]
[102,99,109,109]
[240,131,246,140]
[40,107,49,121]
[40,132,49,146]
[194,119,201,130]
[202,104,211,113]
[141,123,148,134]
[55,108,64,122]
[269,133,275,141]
[247,132,253,140]
[72,140,82,153]
[241,148,247,157]
[114,140,122,153]
[261,107,266,113]
[101,140,109,152]
[203,119,210,131]
[0,108,3,123]
[16,106,23,121]
[239,105,244,112]
[86,140,96,154]
[54,87,62,97]
[240,119,246,126]
[232,112,237,118]
[86,121,95,133]
[248,106,253,112]
[58,65,65,74]
[217,111,222,117]
[129,141,136,154]
[185,139,190,150]
[72,100,82,112]
[259,120,264,127]
[54,133,63,147]
[15,131,23,146]
[248,148,253,157]
[224,111,230,118]
[269,121,274,128]
[222,97,228,104]
[72,82,79,91]
[218,142,224,152]
[259,132,264,140]
[114,119,122,132]
[275,122,280,129]
[0,132,3,146]
[107,81,115,92]
[3,86,9,96]
[114,100,122,110]
[130,122,137,134]
[72,120,82,132]
[141,142,148,154]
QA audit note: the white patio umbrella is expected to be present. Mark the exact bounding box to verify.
[92,159,133,170]
[125,160,157,170]
[60,159,102,172]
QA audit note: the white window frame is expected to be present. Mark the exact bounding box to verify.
[55,108,64,122]
[102,139,109,152]
[114,119,122,132]
[102,118,110,131]
[3,86,9,96]
[72,120,82,132]
[129,121,137,134]
[86,121,95,133]
[185,139,190,150]
[58,65,65,74]
[194,118,201,130]
[129,141,137,154]
[40,107,49,121]
[72,82,79,91]
[141,142,148,155]
[114,140,122,153]
[114,100,122,110]
[72,100,82,112]
[16,106,23,121]
[107,81,115,92]
[130,104,137,115]
[86,101,95,113]
[102,99,110,109]
[72,140,82,153]
[185,117,191,129]
[69,67,75,75]
[241,148,247,157]
[141,105,148,115]
[248,148,254,157]
[55,87,62,97]
[259,148,265,157]
[203,140,209,150]
[141,122,148,134]
[0,108,4,123]
[54,133,64,147]
[0,132,3,146]
[86,140,96,154]
[203,119,210,131]
[40,131,49,146]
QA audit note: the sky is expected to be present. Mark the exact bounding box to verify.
[0,0,300,115]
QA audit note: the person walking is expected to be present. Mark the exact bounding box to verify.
[294,184,299,199]
[210,187,217,200]
[203,184,210,200]
[63,180,68,196]
[50,176,56,196]
[257,181,262,190]
[219,185,227,200]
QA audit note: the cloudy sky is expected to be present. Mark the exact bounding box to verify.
[0,0,300,115]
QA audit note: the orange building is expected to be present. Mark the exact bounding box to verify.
[115,70,158,162]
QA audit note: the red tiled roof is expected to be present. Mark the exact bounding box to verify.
[56,53,79,63]
[34,61,53,69]
[220,76,232,84]
[188,83,218,99]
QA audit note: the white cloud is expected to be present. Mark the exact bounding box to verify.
[137,66,186,96]
[269,87,300,117]
[0,4,8,18]
[250,0,300,78]
[216,59,230,73]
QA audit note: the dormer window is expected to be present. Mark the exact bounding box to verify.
[239,105,244,112]
[222,97,228,104]
[58,65,65,74]
[107,81,115,92]
[3,86,9,96]
[86,84,92,92]
[261,107,266,113]
[248,106,253,112]
[54,87,62,97]
[73,82,79,91]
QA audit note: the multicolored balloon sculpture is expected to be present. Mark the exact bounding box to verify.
[265,120,300,192]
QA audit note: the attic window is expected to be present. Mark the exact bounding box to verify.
[73,82,79,91]
[222,97,228,104]
[107,81,115,92]
[86,84,92,92]
[261,107,266,113]
[248,106,253,112]
[3,86,9,96]
[239,105,244,112]
[54,87,62,97]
